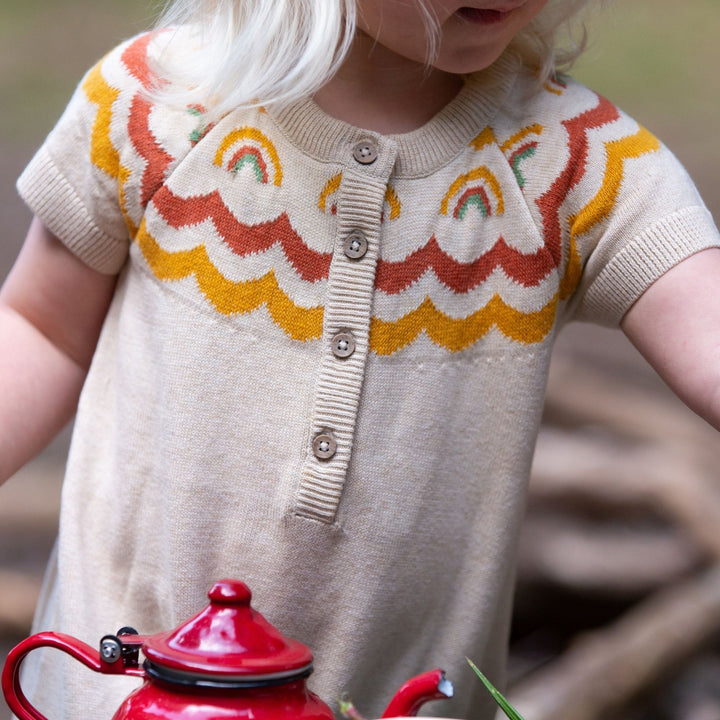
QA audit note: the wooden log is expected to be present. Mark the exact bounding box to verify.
[544,356,717,446]
[530,428,720,559]
[507,565,720,720]
[517,511,703,594]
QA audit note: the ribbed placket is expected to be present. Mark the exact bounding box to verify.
[295,138,398,523]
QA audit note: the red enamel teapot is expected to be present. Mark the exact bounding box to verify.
[2,579,453,720]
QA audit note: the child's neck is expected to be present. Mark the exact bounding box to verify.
[313,32,463,136]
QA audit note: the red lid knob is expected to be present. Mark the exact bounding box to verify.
[208,579,252,604]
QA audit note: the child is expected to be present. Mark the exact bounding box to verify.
[2,1,720,718]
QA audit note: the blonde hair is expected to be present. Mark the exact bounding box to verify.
[510,0,595,81]
[150,0,595,120]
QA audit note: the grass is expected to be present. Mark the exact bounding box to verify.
[468,658,526,720]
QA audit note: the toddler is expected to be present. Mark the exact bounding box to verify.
[2,1,720,719]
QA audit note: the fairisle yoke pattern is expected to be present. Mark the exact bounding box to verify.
[27,28,713,528]
[80,33,662,356]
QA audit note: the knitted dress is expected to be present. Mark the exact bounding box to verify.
[16,31,720,720]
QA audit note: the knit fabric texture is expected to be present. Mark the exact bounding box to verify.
[16,31,720,720]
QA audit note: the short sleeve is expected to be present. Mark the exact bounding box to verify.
[16,37,151,274]
[559,108,720,326]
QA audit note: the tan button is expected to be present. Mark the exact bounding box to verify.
[353,140,378,165]
[331,331,356,359]
[313,432,337,460]
[344,231,368,260]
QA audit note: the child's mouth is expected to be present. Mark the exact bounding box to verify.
[456,7,514,24]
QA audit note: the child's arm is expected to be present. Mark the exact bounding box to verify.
[0,217,117,483]
[621,247,720,430]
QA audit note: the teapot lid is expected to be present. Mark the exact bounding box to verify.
[142,580,313,685]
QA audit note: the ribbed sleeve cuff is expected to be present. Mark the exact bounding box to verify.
[16,145,128,274]
[581,205,720,326]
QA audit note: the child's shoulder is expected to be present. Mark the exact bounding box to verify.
[497,70,635,134]
[488,68,664,193]
[75,28,217,172]
[43,29,221,244]
[85,29,183,101]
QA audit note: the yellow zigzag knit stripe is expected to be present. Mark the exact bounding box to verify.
[318,173,342,212]
[136,221,323,341]
[369,294,559,355]
[82,63,136,234]
[469,126,496,151]
[559,126,661,299]
[369,127,660,354]
[499,124,543,154]
[385,185,402,220]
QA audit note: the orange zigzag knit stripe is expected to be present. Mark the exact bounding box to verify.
[369,293,559,354]
[85,34,172,236]
[120,35,178,213]
[537,94,619,270]
[135,220,324,341]
[119,32,156,88]
[374,101,636,299]
[370,109,661,353]
[375,236,556,294]
[128,95,175,209]
[152,186,332,283]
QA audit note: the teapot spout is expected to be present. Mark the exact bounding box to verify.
[380,669,453,718]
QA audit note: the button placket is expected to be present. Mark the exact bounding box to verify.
[295,138,397,524]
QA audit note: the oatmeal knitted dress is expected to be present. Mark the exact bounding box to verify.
[16,32,720,720]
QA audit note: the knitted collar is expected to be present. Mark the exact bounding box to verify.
[268,51,523,179]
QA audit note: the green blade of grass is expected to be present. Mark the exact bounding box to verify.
[466,658,526,720]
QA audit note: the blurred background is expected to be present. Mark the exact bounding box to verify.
[1,1,719,719]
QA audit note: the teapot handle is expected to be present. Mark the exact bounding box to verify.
[2,631,145,720]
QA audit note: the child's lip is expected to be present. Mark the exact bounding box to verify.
[456,7,515,23]
[456,1,526,16]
